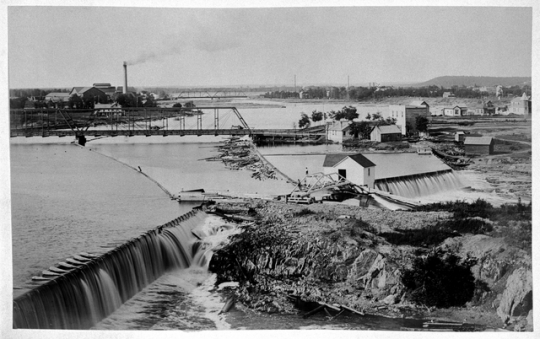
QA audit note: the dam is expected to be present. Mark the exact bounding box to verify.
[13,210,226,329]
[323,152,462,198]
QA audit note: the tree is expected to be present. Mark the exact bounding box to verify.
[333,106,359,121]
[298,113,311,129]
[370,112,382,121]
[311,110,323,123]
[342,106,359,120]
[367,112,396,127]
[416,116,429,133]
[116,93,138,107]
[349,121,372,139]
[402,250,477,308]
[68,94,82,109]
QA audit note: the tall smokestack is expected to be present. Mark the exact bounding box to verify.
[123,61,128,94]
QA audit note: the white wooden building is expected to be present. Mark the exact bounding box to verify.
[323,153,376,188]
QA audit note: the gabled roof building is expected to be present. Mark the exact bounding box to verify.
[464,137,494,156]
[509,93,531,115]
[323,153,376,188]
[370,125,402,142]
[326,120,352,143]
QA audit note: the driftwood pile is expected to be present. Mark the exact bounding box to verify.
[432,147,472,169]
[206,138,278,180]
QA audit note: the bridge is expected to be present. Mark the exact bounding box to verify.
[9,106,325,142]
[170,90,248,99]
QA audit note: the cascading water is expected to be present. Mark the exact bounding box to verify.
[374,170,463,198]
[13,210,212,329]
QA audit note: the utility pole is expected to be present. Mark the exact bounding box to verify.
[347,75,350,100]
[294,75,297,93]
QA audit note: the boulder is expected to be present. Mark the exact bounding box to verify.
[347,248,402,297]
[497,267,532,324]
[382,294,397,305]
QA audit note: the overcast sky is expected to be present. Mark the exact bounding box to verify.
[7,5,533,88]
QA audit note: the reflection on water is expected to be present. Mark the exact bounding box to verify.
[10,144,187,297]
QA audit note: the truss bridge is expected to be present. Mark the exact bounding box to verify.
[9,106,325,143]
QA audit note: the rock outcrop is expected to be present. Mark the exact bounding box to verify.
[497,267,533,329]
[209,199,531,330]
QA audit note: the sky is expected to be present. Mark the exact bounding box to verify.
[6,5,534,89]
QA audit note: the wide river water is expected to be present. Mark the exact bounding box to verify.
[9,99,507,330]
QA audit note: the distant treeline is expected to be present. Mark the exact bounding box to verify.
[10,88,70,98]
[264,84,531,100]
[416,76,532,88]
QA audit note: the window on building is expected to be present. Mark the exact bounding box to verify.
[368,168,370,176]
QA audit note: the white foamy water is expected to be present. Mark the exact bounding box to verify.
[91,214,239,330]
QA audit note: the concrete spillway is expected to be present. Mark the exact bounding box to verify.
[363,153,463,199]
[13,210,208,329]
[374,170,462,198]
[363,153,452,181]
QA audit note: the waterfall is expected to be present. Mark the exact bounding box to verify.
[374,170,463,198]
[13,210,209,329]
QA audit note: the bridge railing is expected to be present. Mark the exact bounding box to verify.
[9,107,326,138]
[9,107,224,137]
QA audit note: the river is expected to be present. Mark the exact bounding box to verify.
[9,99,507,330]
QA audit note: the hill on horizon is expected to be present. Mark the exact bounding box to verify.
[413,76,531,88]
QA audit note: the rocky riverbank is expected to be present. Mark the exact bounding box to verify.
[207,199,532,331]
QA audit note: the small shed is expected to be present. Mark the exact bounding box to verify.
[455,131,465,142]
[464,137,494,156]
[370,125,402,142]
[327,120,352,144]
[323,153,376,188]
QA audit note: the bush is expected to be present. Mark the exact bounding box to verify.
[491,220,532,253]
[436,218,493,234]
[402,250,477,308]
[346,218,377,237]
[293,208,315,217]
[419,199,492,218]
[419,199,531,223]
[379,227,458,248]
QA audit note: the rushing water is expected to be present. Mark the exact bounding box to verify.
[375,171,463,198]
[12,210,234,329]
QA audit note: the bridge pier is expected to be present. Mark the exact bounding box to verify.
[77,135,87,146]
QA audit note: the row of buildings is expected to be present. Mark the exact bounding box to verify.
[327,94,531,143]
[435,94,532,116]
[38,84,161,109]
[327,100,430,143]
[44,83,119,104]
